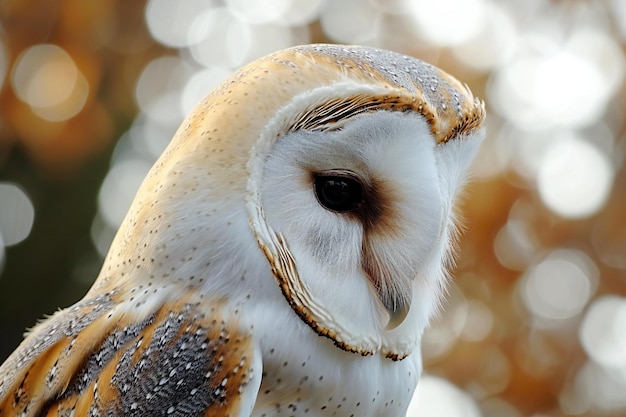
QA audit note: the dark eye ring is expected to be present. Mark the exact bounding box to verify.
[313,172,364,213]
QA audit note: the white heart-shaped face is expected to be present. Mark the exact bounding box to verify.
[237,45,485,360]
[247,83,484,359]
[255,109,443,356]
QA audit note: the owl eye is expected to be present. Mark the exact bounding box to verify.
[314,173,364,213]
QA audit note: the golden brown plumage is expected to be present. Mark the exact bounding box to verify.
[0,292,256,416]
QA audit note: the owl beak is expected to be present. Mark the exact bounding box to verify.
[384,294,411,330]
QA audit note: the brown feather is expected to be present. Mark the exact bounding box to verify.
[0,293,256,417]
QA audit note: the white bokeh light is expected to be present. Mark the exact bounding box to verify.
[128,115,180,161]
[521,249,597,323]
[11,44,89,121]
[537,135,613,219]
[98,159,152,229]
[407,375,481,417]
[241,23,298,64]
[408,0,487,47]
[422,287,467,359]
[225,0,292,24]
[610,0,626,40]
[181,67,232,115]
[12,45,77,107]
[453,299,494,342]
[494,219,539,271]
[0,183,35,247]
[580,296,626,369]
[278,0,325,26]
[319,0,379,44]
[572,360,626,414]
[135,55,194,124]
[145,0,216,48]
[226,0,325,26]
[90,212,117,259]
[188,7,252,68]
[452,1,517,72]
[533,51,603,127]
[489,28,624,130]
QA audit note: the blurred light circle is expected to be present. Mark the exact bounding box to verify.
[146,92,187,126]
[505,128,580,180]
[30,73,89,122]
[480,398,523,417]
[574,361,626,413]
[407,375,481,417]
[135,55,192,123]
[242,24,296,63]
[12,44,77,107]
[571,29,625,100]
[580,296,626,369]
[422,287,466,359]
[128,115,179,161]
[610,0,626,40]
[225,0,291,24]
[90,212,117,259]
[537,135,613,218]
[408,0,487,47]
[559,372,590,415]
[494,219,537,271]
[521,249,597,322]
[0,183,35,246]
[533,51,604,127]
[98,159,152,229]
[181,67,231,115]
[370,0,410,15]
[475,348,512,397]
[11,44,89,121]
[278,0,325,26]
[145,0,216,48]
[320,0,378,44]
[188,7,251,68]
[470,118,511,179]
[488,29,623,130]
[453,299,494,342]
[452,2,517,71]
[487,53,547,130]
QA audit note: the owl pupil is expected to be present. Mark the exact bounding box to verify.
[314,174,364,213]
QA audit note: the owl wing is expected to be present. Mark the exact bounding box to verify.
[0,290,261,417]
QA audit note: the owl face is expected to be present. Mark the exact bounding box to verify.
[242,45,485,359]
[256,111,445,357]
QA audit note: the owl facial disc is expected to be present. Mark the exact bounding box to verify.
[245,44,485,359]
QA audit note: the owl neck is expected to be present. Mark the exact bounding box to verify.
[90,190,272,307]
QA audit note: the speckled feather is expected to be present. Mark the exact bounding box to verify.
[0,292,256,417]
[0,44,484,417]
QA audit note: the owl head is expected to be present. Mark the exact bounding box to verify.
[99,44,485,361]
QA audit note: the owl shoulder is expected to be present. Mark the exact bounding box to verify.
[0,290,261,417]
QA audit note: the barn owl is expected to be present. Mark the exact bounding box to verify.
[0,44,484,416]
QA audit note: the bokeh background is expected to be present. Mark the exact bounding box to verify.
[1,0,625,416]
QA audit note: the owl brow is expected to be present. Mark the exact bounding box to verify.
[287,94,420,133]
[285,92,485,144]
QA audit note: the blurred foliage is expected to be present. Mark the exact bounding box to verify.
[0,0,164,358]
